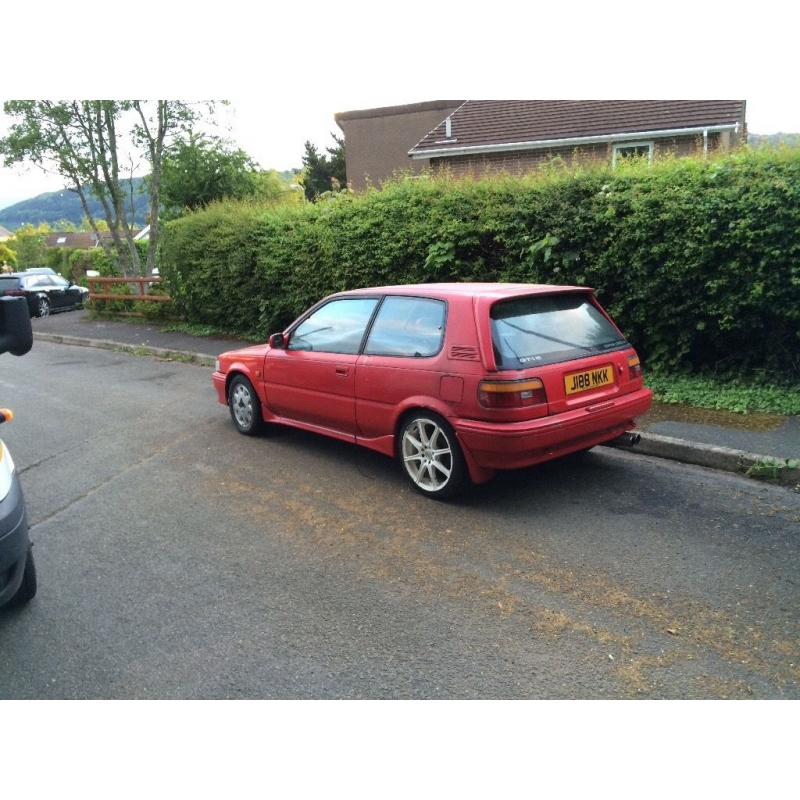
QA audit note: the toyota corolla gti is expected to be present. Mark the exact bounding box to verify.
[212,283,652,499]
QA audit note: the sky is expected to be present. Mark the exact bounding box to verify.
[1,1,798,211]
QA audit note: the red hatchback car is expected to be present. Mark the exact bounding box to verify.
[212,283,652,498]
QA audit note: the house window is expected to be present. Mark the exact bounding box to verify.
[612,141,654,166]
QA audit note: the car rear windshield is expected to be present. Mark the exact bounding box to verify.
[490,293,629,370]
[0,277,21,290]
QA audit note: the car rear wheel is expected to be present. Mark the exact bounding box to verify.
[399,412,467,499]
[228,375,264,436]
[10,547,37,605]
[37,296,50,317]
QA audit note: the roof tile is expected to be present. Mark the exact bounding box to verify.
[411,100,745,153]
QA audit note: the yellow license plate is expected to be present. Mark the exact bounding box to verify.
[564,364,614,396]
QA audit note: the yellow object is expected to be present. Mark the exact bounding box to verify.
[564,365,614,396]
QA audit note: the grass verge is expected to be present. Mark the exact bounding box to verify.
[647,372,800,416]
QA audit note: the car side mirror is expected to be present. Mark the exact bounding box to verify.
[0,297,34,357]
[269,332,285,349]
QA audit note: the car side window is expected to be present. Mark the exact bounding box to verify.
[364,296,446,358]
[23,276,49,289]
[288,298,378,355]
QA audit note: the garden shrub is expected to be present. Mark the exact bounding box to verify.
[67,247,118,283]
[159,148,800,381]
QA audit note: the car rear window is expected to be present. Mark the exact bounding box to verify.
[490,293,629,370]
[0,277,21,290]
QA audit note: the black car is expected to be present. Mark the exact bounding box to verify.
[0,297,36,608]
[0,272,89,317]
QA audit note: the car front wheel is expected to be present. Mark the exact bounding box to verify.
[10,547,37,605]
[228,375,264,436]
[36,296,50,317]
[399,412,467,499]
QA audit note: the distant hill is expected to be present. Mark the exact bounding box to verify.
[0,177,150,230]
[748,132,800,148]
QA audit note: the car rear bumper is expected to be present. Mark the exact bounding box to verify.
[453,387,653,470]
[0,474,30,607]
[212,371,227,405]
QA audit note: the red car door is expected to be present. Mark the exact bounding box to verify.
[263,297,378,435]
[355,295,448,439]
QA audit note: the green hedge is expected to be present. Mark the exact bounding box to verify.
[159,148,800,380]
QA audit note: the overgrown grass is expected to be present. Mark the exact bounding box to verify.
[647,372,800,415]
[160,321,261,342]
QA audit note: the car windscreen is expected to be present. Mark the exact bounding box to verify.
[490,293,629,369]
[0,277,21,290]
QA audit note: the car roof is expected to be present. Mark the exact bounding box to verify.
[333,282,593,300]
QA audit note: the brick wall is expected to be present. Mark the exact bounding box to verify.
[336,101,463,191]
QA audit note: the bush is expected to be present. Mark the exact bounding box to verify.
[86,281,135,314]
[66,247,118,283]
[159,148,800,380]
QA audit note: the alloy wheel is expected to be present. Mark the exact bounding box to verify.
[231,383,254,429]
[401,417,453,492]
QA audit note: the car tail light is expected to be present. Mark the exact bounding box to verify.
[628,355,643,380]
[478,378,547,409]
[3,289,25,296]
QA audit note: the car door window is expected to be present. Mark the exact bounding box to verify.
[364,296,446,357]
[288,298,378,354]
[23,276,50,289]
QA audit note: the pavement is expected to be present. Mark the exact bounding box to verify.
[639,405,800,462]
[33,308,252,357]
[0,341,798,699]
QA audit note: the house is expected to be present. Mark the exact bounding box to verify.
[45,232,103,249]
[44,229,143,249]
[335,100,464,191]
[0,225,12,242]
[336,100,747,188]
[133,225,150,242]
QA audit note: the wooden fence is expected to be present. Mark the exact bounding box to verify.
[87,276,171,303]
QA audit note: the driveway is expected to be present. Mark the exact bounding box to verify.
[1,342,798,698]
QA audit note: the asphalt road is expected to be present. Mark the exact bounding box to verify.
[1,342,798,699]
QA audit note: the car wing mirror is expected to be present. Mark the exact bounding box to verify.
[269,332,285,349]
[0,297,34,356]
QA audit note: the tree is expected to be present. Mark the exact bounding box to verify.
[132,101,203,274]
[8,224,49,268]
[300,133,347,200]
[250,170,304,206]
[0,100,208,275]
[0,242,16,270]
[80,215,109,232]
[160,133,260,217]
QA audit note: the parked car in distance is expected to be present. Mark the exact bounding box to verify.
[0,296,36,608]
[0,272,89,317]
[212,283,653,498]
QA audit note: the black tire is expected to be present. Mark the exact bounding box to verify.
[398,411,468,500]
[36,296,50,317]
[227,375,265,435]
[11,548,37,605]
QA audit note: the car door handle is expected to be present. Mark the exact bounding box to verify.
[335,366,349,376]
